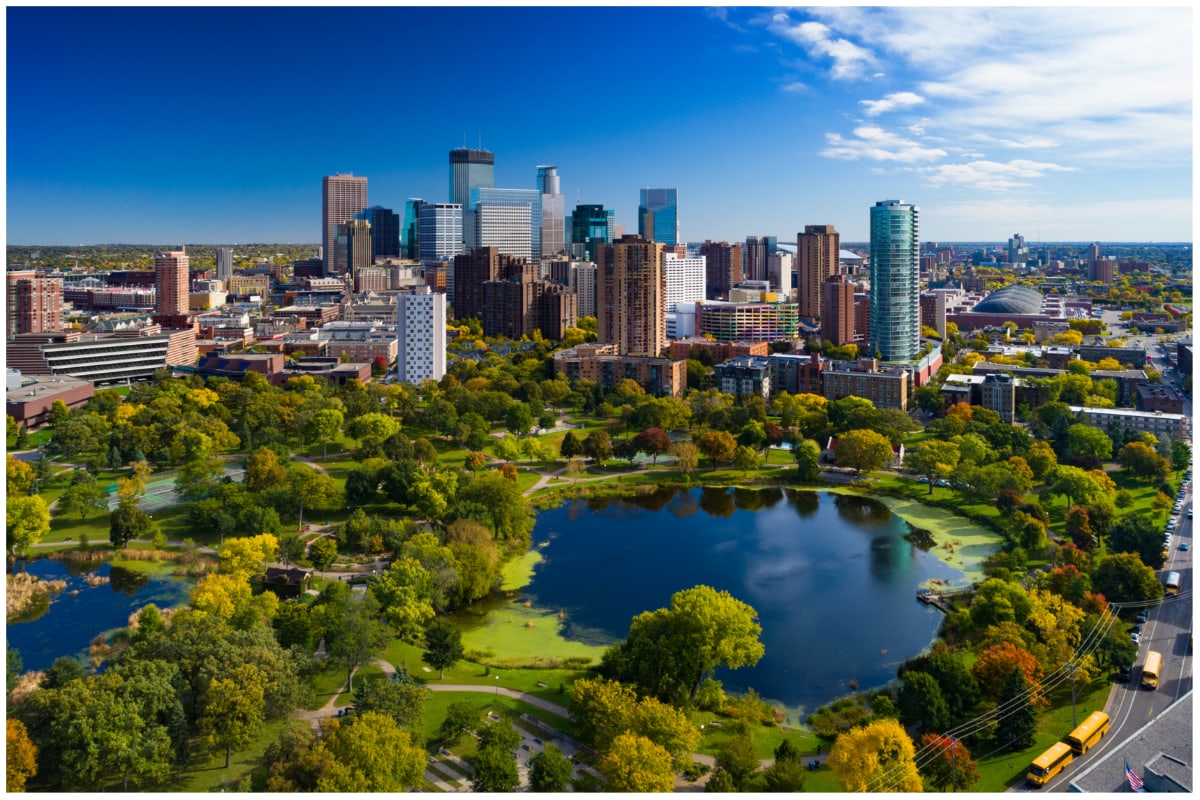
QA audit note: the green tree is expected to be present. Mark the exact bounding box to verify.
[308,537,338,570]
[504,402,534,437]
[438,701,482,746]
[1110,511,1166,568]
[995,668,1036,751]
[345,412,401,451]
[793,438,822,482]
[422,620,464,679]
[282,465,344,530]
[352,678,429,730]
[559,431,582,459]
[582,430,613,463]
[600,732,675,792]
[325,595,391,694]
[904,440,961,495]
[109,496,150,549]
[316,711,426,792]
[733,445,760,473]
[471,739,520,792]
[172,458,226,503]
[1171,440,1191,474]
[715,730,760,790]
[1092,552,1165,604]
[200,664,266,768]
[763,755,808,792]
[1117,442,1169,482]
[58,471,108,520]
[244,446,289,493]
[835,429,895,477]
[457,472,534,542]
[305,408,344,459]
[924,652,981,725]
[897,671,949,734]
[529,743,574,792]
[1065,424,1113,462]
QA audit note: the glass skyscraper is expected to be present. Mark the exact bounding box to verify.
[469,187,541,260]
[869,200,920,363]
[355,205,400,261]
[449,148,494,207]
[570,204,614,262]
[638,188,679,247]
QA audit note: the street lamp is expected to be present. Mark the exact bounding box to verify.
[495,675,500,695]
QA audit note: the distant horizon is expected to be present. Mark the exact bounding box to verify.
[6,240,1194,250]
[7,7,1191,244]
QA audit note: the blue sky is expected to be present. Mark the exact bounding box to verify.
[6,6,1192,245]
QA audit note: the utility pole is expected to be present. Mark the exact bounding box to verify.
[950,738,957,792]
[1068,664,1078,729]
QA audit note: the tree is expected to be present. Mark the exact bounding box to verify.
[1066,424,1113,463]
[244,446,289,493]
[345,412,401,452]
[827,718,922,792]
[1171,440,1191,474]
[715,730,760,790]
[283,465,344,530]
[1050,465,1107,508]
[305,408,344,459]
[308,537,338,570]
[559,431,582,459]
[7,718,37,792]
[422,620,464,679]
[582,430,613,463]
[1109,511,1166,568]
[971,641,1044,702]
[633,427,672,465]
[504,402,534,437]
[793,438,822,482]
[1118,442,1169,482]
[673,441,699,475]
[695,430,737,470]
[325,595,392,693]
[200,663,266,768]
[471,737,520,792]
[172,458,225,503]
[995,668,1037,751]
[1025,440,1059,481]
[919,734,980,791]
[607,585,763,705]
[1092,552,1165,604]
[600,732,675,793]
[897,671,949,734]
[904,440,961,495]
[762,742,807,791]
[924,652,981,725]
[836,429,894,477]
[733,445,760,473]
[492,433,521,464]
[7,493,50,560]
[529,743,574,792]
[7,454,34,495]
[438,701,482,746]
[219,532,279,578]
[457,472,534,543]
[109,496,151,549]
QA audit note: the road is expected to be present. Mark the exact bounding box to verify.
[1028,479,1193,792]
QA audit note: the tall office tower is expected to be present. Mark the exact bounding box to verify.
[868,200,920,363]
[469,187,539,259]
[6,271,62,338]
[744,236,771,282]
[570,204,614,262]
[699,240,744,300]
[797,224,841,320]
[537,166,565,259]
[215,247,234,282]
[638,188,679,246]
[663,252,706,311]
[322,174,368,277]
[402,199,423,260]
[396,287,446,384]
[450,147,494,208]
[356,205,400,261]
[1007,233,1027,265]
[419,203,463,304]
[820,277,856,346]
[596,235,666,357]
[767,252,793,296]
[154,249,190,315]
[336,218,373,276]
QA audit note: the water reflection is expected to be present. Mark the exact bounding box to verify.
[109,566,149,596]
[699,487,735,518]
[784,489,820,517]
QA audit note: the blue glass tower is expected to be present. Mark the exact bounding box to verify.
[638,188,679,247]
[869,200,920,363]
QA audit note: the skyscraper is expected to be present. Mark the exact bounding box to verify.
[418,203,463,265]
[215,247,233,282]
[744,235,771,282]
[596,234,666,357]
[570,204,614,262]
[767,252,793,297]
[797,224,841,320]
[322,174,368,276]
[356,205,401,261]
[663,252,706,312]
[336,218,373,277]
[536,165,560,195]
[638,188,679,247]
[449,148,494,208]
[699,240,743,300]
[453,246,504,323]
[154,249,190,315]
[869,200,920,363]
[468,187,539,261]
[820,277,855,346]
[6,271,62,338]
[537,166,565,259]
[402,199,424,260]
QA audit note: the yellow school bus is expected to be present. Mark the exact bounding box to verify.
[1141,650,1162,689]
[1027,741,1074,786]
[1065,711,1110,754]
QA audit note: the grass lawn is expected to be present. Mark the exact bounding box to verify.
[692,715,817,760]
[420,690,584,744]
[174,717,288,792]
[306,662,350,711]
[336,662,385,705]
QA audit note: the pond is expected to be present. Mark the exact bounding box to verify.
[6,558,193,672]
[458,487,967,722]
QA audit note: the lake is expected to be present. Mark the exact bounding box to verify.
[6,558,192,672]
[496,487,964,720]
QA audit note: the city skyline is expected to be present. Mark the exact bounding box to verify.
[6,6,1192,246]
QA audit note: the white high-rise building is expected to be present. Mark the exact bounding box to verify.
[768,251,793,297]
[418,203,463,265]
[467,201,533,262]
[663,252,706,310]
[396,287,446,385]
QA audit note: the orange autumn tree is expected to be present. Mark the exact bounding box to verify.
[918,734,980,792]
[971,641,1046,706]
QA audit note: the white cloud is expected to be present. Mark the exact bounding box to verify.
[780,81,809,94]
[769,15,875,80]
[860,91,924,117]
[821,126,947,164]
[926,197,1192,242]
[916,159,1077,191]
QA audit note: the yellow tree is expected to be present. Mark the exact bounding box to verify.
[219,533,280,579]
[828,718,922,792]
[7,718,38,792]
[600,732,675,792]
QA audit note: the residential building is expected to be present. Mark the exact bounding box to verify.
[570,204,614,262]
[744,236,771,283]
[663,252,706,317]
[638,188,679,246]
[322,174,368,277]
[920,291,948,339]
[227,274,271,298]
[552,343,685,398]
[1137,383,1186,415]
[667,338,768,363]
[396,287,446,384]
[767,251,793,297]
[854,294,870,343]
[455,247,527,324]
[6,328,198,385]
[767,352,824,396]
[699,240,744,300]
[797,224,840,320]
[979,372,1017,422]
[6,271,62,338]
[154,249,190,315]
[822,357,910,410]
[695,300,800,342]
[820,277,856,346]
[714,355,772,399]
[216,246,234,282]
[596,235,666,357]
[1069,406,1188,440]
[869,200,920,362]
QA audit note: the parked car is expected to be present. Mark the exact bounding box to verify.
[1137,610,1149,623]
[1181,542,1190,551]
[1131,632,1141,644]
[1114,667,1132,683]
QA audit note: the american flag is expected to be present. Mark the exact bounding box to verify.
[1125,759,1145,792]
